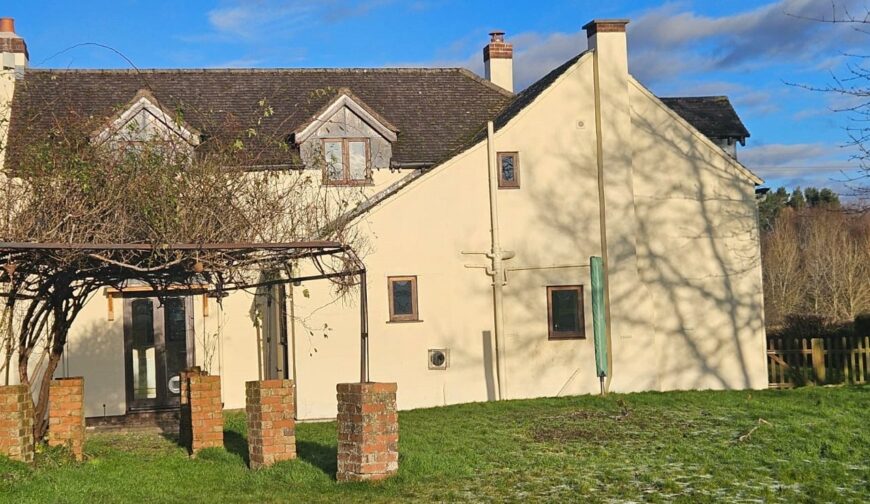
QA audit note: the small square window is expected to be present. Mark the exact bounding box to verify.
[388,276,419,322]
[547,286,585,339]
[497,152,520,189]
[322,138,370,185]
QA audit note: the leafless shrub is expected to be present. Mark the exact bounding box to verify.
[0,96,363,440]
[762,207,870,327]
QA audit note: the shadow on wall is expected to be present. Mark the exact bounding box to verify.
[481,330,496,401]
[433,94,764,394]
[629,107,763,390]
[64,319,126,417]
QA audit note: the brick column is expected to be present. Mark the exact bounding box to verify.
[0,384,34,463]
[181,370,223,455]
[178,366,200,450]
[47,377,85,461]
[245,379,296,469]
[336,382,398,482]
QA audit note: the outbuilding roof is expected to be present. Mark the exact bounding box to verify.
[659,96,750,142]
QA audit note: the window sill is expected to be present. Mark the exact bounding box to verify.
[386,319,424,324]
[548,334,586,341]
[323,180,374,187]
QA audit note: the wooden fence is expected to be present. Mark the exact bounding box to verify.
[767,334,870,388]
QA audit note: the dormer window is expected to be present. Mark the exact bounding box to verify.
[294,89,398,183]
[323,138,370,185]
[92,90,200,156]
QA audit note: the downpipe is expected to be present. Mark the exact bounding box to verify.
[485,121,514,401]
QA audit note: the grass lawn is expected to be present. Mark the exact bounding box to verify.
[1,386,868,503]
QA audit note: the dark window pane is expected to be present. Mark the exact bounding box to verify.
[163,298,188,396]
[501,155,515,182]
[392,280,413,315]
[164,298,187,343]
[552,289,579,332]
[131,299,154,347]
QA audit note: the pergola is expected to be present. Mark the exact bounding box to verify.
[0,240,372,381]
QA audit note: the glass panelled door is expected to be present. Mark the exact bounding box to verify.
[124,296,194,411]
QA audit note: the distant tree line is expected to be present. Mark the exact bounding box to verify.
[759,187,869,328]
[757,186,840,231]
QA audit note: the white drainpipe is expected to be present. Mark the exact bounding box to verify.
[485,121,511,400]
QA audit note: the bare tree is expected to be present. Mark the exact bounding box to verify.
[0,96,363,440]
[788,3,870,200]
[761,207,805,325]
[762,206,870,327]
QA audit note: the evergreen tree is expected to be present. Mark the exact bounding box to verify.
[788,187,806,209]
[758,187,790,231]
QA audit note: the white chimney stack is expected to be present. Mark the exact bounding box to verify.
[0,17,28,76]
[483,31,513,93]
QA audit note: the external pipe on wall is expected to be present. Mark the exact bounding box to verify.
[591,45,615,394]
[485,121,507,401]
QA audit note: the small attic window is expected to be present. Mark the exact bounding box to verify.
[498,152,520,189]
[323,138,370,185]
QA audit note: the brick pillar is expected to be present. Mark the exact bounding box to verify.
[181,369,223,455]
[178,366,200,451]
[336,382,398,482]
[47,377,85,461]
[245,379,296,469]
[0,384,34,463]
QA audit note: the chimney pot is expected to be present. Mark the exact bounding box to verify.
[0,18,14,33]
[489,31,505,43]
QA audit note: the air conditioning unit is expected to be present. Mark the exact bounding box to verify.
[428,349,449,370]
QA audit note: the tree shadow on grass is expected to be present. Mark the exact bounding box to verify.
[224,430,250,465]
[297,440,337,479]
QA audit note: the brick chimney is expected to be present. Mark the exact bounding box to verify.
[483,31,513,93]
[0,17,28,76]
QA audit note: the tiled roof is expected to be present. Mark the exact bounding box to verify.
[659,96,750,141]
[6,68,513,168]
[5,62,751,172]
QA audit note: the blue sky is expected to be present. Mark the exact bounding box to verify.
[6,0,869,195]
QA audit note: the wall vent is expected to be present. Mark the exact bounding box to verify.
[428,349,449,370]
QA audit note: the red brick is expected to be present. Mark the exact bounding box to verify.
[47,378,85,462]
[181,371,224,455]
[245,379,296,469]
[336,382,399,483]
[0,384,34,464]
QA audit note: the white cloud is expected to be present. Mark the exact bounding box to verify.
[201,0,393,40]
[739,141,866,194]
[628,0,868,84]
[741,142,839,168]
[739,142,862,189]
[413,0,868,91]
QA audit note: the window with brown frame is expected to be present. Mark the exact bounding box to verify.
[547,285,585,339]
[322,138,371,185]
[497,152,520,189]
[388,276,419,322]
